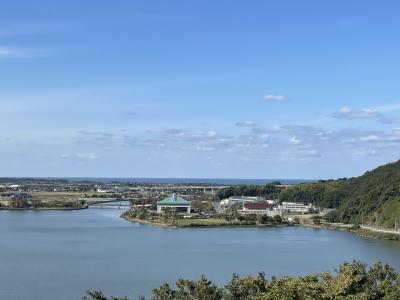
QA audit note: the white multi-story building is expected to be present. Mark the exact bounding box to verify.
[276,202,313,213]
[228,196,265,203]
[220,196,277,210]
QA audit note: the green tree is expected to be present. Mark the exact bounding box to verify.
[82,290,128,300]
[174,275,223,300]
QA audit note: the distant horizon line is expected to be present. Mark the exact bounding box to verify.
[0,176,318,185]
[0,176,319,180]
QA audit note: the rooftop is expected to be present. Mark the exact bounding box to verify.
[157,193,191,206]
[243,202,271,210]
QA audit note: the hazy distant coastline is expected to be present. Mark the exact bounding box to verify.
[0,177,316,185]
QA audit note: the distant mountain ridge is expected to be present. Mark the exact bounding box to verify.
[280,160,400,228]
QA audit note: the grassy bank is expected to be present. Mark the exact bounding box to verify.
[123,215,289,228]
[301,221,400,241]
[128,217,231,227]
[355,228,400,241]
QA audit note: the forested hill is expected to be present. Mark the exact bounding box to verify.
[280,160,400,228]
[216,160,400,228]
[216,182,284,201]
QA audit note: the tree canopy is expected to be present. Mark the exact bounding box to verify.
[82,261,400,300]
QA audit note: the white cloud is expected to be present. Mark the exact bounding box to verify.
[235,121,257,128]
[360,135,379,141]
[333,105,400,125]
[207,130,217,137]
[333,106,381,119]
[60,153,98,160]
[195,146,215,151]
[76,153,98,160]
[263,95,288,102]
[307,149,321,157]
[289,137,301,145]
[75,131,116,146]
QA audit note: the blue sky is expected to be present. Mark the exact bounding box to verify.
[1,0,400,179]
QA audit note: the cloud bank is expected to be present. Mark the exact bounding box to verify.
[263,95,288,102]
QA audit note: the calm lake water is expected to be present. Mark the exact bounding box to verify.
[1,209,399,300]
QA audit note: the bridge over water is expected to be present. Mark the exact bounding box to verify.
[88,200,131,210]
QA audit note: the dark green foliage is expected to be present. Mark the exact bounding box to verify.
[311,215,322,225]
[273,215,282,223]
[257,214,271,224]
[279,178,350,208]
[217,160,400,227]
[152,275,223,300]
[324,160,400,227]
[152,283,175,300]
[84,261,400,300]
[216,184,283,200]
[280,160,400,228]
[82,290,129,300]
[224,272,267,300]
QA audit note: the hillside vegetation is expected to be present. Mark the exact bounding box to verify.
[324,161,400,227]
[282,160,400,227]
[216,182,283,201]
[217,160,400,228]
[83,261,400,300]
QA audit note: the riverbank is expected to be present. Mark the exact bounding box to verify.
[122,215,290,228]
[287,212,400,241]
[302,222,400,241]
[355,227,400,241]
[0,206,88,211]
[122,214,399,237]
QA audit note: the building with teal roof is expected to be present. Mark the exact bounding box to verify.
[156,193,191,214]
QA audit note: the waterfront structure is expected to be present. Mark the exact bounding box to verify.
[156,193,191,214]
[276,202,313,213]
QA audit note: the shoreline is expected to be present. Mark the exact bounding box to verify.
[0,207,88,211]
[122,215,290,228]
[302,223,400,241]
[122,215,400,240]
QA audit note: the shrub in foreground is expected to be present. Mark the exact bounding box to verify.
[82,261,400,300]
